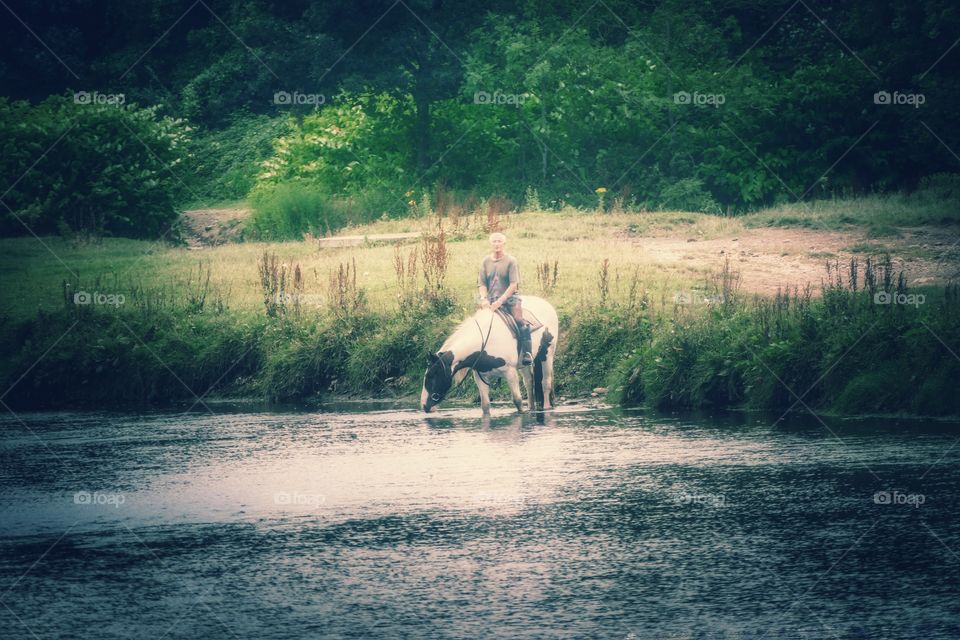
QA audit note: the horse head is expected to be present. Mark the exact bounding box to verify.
[421,350,454,412]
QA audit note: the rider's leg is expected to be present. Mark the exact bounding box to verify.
[511,299,533,366]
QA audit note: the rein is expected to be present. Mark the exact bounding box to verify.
[430,310,501,404]
[440,310,496,398]
[468,311,497,386]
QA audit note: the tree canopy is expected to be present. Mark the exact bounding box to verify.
[1,0,958,235]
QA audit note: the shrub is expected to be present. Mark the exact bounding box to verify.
[248,182,347,239]
[185,113,292,204]
[0,94,190,238]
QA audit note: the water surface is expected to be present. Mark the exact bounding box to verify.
[1,403,958,639]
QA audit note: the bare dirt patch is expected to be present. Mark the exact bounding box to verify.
[630,225,959,295]
[180,207,250,248]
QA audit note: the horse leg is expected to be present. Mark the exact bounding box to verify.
[504,367,524,413]
[519,366,535,411]
[473,370,492,415]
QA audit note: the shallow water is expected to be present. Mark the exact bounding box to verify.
[0,402,958,639]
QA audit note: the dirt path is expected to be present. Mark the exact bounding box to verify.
[180,207,249,248]
[631,225,958,295]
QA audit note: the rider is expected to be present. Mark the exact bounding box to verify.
[478,232,533,366]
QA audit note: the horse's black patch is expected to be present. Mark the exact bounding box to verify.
[455,351,506,373]
[534,328,553,363]
[424,351,455,407]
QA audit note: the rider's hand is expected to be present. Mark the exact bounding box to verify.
[490,301,501,311]
[480,299,491,309]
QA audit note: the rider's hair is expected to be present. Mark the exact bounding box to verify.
[489,232,506,243]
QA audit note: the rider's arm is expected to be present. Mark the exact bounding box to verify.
[490,282,517,310]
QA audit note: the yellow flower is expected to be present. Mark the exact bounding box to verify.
[404,190,414,197]
[408,199,416,206]
[595,187,607,194]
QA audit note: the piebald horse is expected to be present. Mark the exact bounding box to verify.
[421,295,558,414]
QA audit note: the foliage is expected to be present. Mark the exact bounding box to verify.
[608,275,960,416]
[249,182,348,240]
[185,113,292,204]
[0,95,190,238]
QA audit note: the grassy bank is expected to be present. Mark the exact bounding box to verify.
[1,203,958,416]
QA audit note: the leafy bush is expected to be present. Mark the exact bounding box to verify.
[185,113,292,204]
[249,181,356,239]
[655,178,722,214]
[0,94,190,238]
[253,92,411,204]
[557,307,651,397]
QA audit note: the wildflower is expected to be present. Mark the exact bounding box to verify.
[595,187,607,194]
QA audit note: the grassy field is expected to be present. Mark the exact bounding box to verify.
[4,198,957,324]
[1,197,958,416]
[0,210,742,323]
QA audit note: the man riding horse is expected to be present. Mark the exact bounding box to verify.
[477,232,533,366]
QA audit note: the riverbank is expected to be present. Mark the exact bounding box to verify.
[1,204,958,416]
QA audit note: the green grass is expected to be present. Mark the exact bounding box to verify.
[742,189,960,234]
[0,210,722,324]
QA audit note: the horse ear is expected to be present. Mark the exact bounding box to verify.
[427,351,439,364]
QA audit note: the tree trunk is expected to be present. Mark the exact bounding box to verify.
[414,84,432,173]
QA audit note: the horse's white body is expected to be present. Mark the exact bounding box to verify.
[421,296,559,414]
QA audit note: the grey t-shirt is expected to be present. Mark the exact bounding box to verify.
[478,254,520,301]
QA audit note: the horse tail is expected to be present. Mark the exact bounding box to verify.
[533,328,553,409]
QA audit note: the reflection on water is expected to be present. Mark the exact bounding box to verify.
[0,404,958,639]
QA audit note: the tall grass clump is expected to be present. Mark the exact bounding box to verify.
[557,261,653,397]
[249,182,349,240]
[608,257,960,416]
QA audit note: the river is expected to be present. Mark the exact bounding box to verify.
[0,403,958,639]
